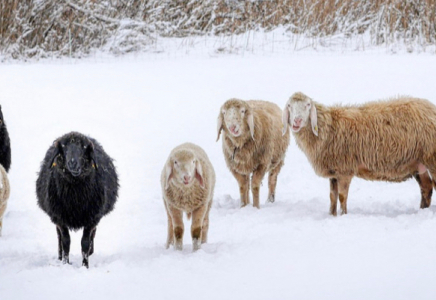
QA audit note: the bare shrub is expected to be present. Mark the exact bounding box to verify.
[0,0,435,59]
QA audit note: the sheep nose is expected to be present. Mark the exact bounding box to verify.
[67,158,78,170]
[183,175,191,182]
[294,118,302,126]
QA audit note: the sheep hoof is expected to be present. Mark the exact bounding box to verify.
[192,239,201,251]
[267,195,275,203]
[174,241,183,251]
[82,251,90,268]
[62,255,70,265]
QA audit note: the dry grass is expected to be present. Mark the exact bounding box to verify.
[0,0,435,58]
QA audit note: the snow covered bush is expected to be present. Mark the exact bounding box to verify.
[0,0,435,59]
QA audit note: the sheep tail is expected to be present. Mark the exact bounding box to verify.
[186,212,192,220]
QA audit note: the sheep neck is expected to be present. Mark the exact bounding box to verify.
[292,103,329,162]
[224,131,253,152]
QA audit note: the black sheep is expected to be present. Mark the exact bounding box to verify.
[0,105,11,172]
[36,132,119,268]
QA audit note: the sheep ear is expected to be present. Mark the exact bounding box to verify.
[282,104,290,136]
[49,141,61,168]
[247,113,255,140]
[310,104,318,136]
[165,163,173,190]
[195,160,205,189]
[216,113,223,142]
[87,141,98,170]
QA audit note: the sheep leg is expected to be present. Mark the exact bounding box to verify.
[231,170,250,207]
[89,227,97,256]
[57,225,71,264]
[329,178,338,216]
[164,202,174,249]
[56,227,62,260]
[191,204,208,251]
[414,171,433,208]
[168,205,184,251]
[201,200,213,244]
[251,165,267,209]
[0,203,6,237]
[81,226,96,268]
[267,162,284,203]
[338,176,352,215]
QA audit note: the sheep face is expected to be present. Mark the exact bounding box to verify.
[165,150,204,190]
[283,92,318,136]
[217,99,254,141]
[50,134,98,178]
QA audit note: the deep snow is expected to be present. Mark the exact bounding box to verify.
[0,51,435,300]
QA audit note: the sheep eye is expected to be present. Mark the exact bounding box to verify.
[222,111,226,115]
[241,110,246,114]
[174,161,178,165]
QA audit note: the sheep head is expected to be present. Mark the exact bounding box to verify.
[165,149,204,190]
[216,99,254,142]
[282,92,318,136]
[50,132,98,178]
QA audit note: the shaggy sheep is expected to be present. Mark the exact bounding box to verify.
[217,99,290,208]
[0,165,11,236]
[36,132,119,268]
[161,143,215,251]
[283,92,436,215]
[0,105,11,172]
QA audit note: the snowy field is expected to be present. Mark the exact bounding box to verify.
[0,50,436,300]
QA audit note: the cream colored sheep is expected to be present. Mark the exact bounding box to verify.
[0,164,11,236]
[283,92,436,215]
[161,143,215,251]
[217,99,291,208]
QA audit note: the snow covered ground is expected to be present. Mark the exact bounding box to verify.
[0,50,436,300]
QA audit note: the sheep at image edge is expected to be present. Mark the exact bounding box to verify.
[283,92,436,215]
[217,99,291,208]
[0,165,11,236]
[0,105,11,236]
[36,132,119,268]
[162,143,215,251]
[0,105,11,173]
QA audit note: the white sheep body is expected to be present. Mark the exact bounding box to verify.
[283,92,436,215]
[0,164,11,236]
[161,143,215,251]
[217,99,290,208]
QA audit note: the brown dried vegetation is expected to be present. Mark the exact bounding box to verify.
[1,0,435,58]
